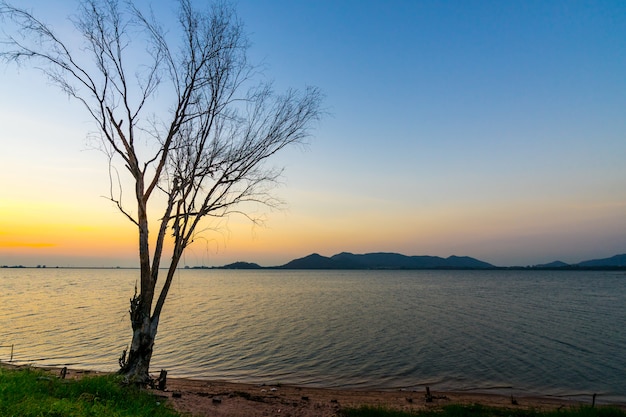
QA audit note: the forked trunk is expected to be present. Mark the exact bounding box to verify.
[118,175,158,385]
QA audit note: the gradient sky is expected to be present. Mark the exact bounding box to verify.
[1,0,625,267]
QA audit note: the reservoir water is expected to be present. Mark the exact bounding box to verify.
[1,268,624,404]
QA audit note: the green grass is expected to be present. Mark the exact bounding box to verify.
[340,403,626,417]
[0,365,180,417]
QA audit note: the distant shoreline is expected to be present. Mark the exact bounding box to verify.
[4,251,625,270]
[3,265,626,271]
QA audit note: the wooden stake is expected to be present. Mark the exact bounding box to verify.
[157,369,167,391]
[425,386,433,402]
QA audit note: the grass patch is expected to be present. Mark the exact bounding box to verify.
[0,365,180,417]
[340,404,626,417]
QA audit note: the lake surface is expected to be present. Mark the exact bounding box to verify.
[1,268,625,403]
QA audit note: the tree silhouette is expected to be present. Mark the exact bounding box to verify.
[1,0,322,384]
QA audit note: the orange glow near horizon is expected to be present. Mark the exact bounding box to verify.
[0,241,56,248]
[3,189,626,267]
[1,198,136,264]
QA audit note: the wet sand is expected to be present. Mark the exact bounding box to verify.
[161,376,600,417]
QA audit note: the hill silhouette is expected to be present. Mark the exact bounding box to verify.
[213,252,626,270]
[278,252,494,270]
[577,253,626,267]
[531,254,626,269]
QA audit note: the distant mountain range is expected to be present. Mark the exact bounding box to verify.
[277,252,494,269]
[212,252,626,270]
[532,254,626,269]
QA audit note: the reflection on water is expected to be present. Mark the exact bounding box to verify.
[1,268,625,403]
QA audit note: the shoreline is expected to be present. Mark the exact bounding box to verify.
[4,363,624,417]
[5,359,621,404]
[161,377,617,417]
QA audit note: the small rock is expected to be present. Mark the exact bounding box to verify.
[212,397,222,404]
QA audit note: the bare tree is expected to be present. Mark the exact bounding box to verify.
[1,0,322,384]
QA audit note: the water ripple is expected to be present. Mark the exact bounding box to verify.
[1,268,625,403]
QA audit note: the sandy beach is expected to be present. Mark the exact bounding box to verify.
[9,365,621,417]
[161,376,596,417]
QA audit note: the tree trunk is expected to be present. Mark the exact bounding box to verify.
[119,295,160,385]
[118,172,158,385]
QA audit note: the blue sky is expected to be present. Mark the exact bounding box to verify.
[1,0,625,267]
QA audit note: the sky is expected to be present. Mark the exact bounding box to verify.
[1,0,625,268]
